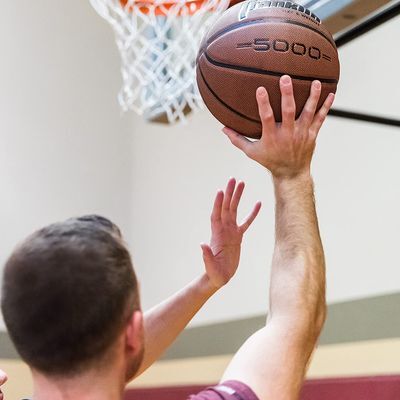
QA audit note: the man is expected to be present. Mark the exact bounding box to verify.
[1,75,334,400]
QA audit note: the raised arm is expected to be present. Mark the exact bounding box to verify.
[221,76,334,400]
[131,179,261,379]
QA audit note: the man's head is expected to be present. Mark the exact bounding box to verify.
[1,215,144,379]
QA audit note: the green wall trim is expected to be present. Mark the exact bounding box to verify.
[1,292,399,360]
[320,292,400,345]
[162,292,400,360]
[0,331,19,359]
[162,315,266,360]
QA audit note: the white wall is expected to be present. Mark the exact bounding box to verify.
[0,1,135,329]
[1,1,399,331]
[129,15,400,326]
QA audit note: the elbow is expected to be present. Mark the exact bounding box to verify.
[313,301,327,338]
[299,301,326,352]
[304,254,327,338]
[302,280,327,341]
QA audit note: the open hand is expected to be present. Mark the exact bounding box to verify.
[223,76,335,178]
[201,178,261,289]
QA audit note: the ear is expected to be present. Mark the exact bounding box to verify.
[125,310,144,355]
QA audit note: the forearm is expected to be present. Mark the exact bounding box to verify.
[269,173,326,334]
[221,77,333,400]
[133,274,218,378]
[221,175,325,398]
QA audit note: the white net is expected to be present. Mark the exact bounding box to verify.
[90,0,229,124]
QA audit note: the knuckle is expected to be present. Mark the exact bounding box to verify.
[318,113,326,123]
[261,109,274,121]
[244,144,253,156]
[321,104,330,114]
[302,108,313,118]
[229,134,237,143]
[284,104,296,115]
[309,128,318,138]
[232,139,241,149]
[283,110,295,119]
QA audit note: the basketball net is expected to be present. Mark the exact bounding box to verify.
[90,0,229,124]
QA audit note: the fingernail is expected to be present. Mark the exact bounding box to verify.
[281,75,291,85]
[314,80,321,89]
[257,87,266,97]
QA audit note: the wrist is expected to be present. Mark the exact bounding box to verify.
[272,171,314,201]
[272,170,312,186]
[193,274,220,298]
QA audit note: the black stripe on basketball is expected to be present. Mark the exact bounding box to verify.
[204,53,339,84]
[198,63,260,124]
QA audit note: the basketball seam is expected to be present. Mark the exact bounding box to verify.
[204,53,339,84]
[206,17,337,53]
[197,64,261,125]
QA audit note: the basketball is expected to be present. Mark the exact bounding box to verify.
[196,1,340,138]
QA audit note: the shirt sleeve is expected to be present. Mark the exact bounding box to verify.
[188,380,259,400]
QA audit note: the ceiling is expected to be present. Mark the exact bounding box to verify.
[299,0,354,21]
[297,0,395,36]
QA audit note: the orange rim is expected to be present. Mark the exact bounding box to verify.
[120,0,216,15]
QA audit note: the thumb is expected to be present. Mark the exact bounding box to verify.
[222,127,252,155]
[200,243,214,262]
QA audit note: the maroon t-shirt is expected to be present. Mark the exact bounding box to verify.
[189,381,259,400]
[21,381,258,400]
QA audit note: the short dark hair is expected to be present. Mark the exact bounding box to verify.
[72,215,122,237]
[1,215,139,375]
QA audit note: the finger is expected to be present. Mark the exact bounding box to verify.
[280,75,296,130]
[0,370,7,385]
[201,243,214,261]
[230,181,245,216]
[222,178,236,212]
[223,127,253,155]
[299,80,322,125]
[256,87,275,138]
[309,93,335,138]
[210,190,224,223]
[239,201,262,233]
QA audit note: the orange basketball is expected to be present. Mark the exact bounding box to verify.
[196,1,340,138]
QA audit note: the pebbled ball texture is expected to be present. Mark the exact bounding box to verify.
[196,1,340,138]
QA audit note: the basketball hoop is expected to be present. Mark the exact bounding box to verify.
[90,0,229,124]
